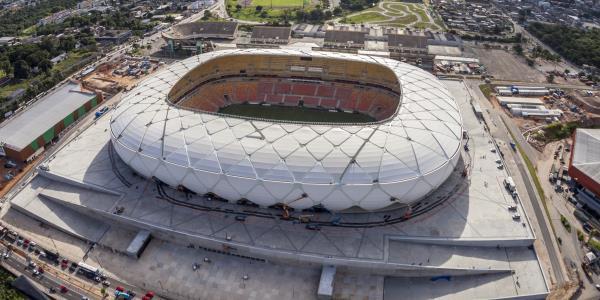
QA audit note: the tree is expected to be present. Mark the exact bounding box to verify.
[260,11,268,18]
[13,60,30,79]
[235,4,242,11]
[526,58,535,67]
[25,50,49,67]
[547,73,555,83]
[513,44,523,55]
[58,36,76,52]
[202,10,213,20]
[38,59,53,73]
[0,58,10,75]
[333,7,342,16]
[564,69,570,75]
[281,9,292,25]
[256,5,263,11]
[40,37,57,54]
[527,22,600,68]
[165,15,175,23]
[308,8,324,21]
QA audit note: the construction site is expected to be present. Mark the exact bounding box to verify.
[80,55,162,97]
[481,84,597,151]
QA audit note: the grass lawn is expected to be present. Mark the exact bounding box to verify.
[345,12,389,24]
[479,84,493,100]
[54,51,90,73]
[0,80,28,99]
[219,104,376,123]
[21,24,36,35]
[407,3,429,21]
[249,0,306,7]
[382,14,417,26]
[384,3,409,13]
[414,21,437,29]
[229,7,285,21]
[227,0,291,21]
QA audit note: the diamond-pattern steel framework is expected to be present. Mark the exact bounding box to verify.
[110,49,462,211]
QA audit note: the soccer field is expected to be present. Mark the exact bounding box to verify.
[219,104,376,123]
[247,0,306,7]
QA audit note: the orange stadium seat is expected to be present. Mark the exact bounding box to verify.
[320,98,337,109]
[258,81,274,95]
[316,85,335,98]
[266,93,284,104]
[175,75,400,120]
[302,97,320,107]
[283,95,301,106]
[291,83,316,96]
[275,83,291,94]
[334,87,352,101]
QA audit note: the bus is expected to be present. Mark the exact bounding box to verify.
[77,262,99,274]
[77,261,101,279]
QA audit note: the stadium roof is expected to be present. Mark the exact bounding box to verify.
[251,26,291,41]
[0,81,96,151]
[165,22,238,40]
[324,30,366,45]
[387,33,430,49]
[572,128,600,184]
[110,49,462,211]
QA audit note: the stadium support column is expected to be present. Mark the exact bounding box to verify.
[196,40,203,54]
[168,39,174,58]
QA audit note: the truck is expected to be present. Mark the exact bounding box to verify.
[504,177,516,192]
[574,209,590,223]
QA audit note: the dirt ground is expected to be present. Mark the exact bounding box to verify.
[468,47,548,83]
[0,157,37,199]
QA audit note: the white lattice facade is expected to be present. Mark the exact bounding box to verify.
[110,49,462,211]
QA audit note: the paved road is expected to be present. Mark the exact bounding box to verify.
[498,113,540,163]
[465,79,565,285]
[0,247,89,299]
[511,148,565,284]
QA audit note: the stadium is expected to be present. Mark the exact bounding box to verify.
[109,49,462,211]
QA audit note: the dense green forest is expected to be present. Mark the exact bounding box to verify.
[35,10,157,36]
[527,22,600,68]
[0,35,94,80]
[0,0,79,36]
